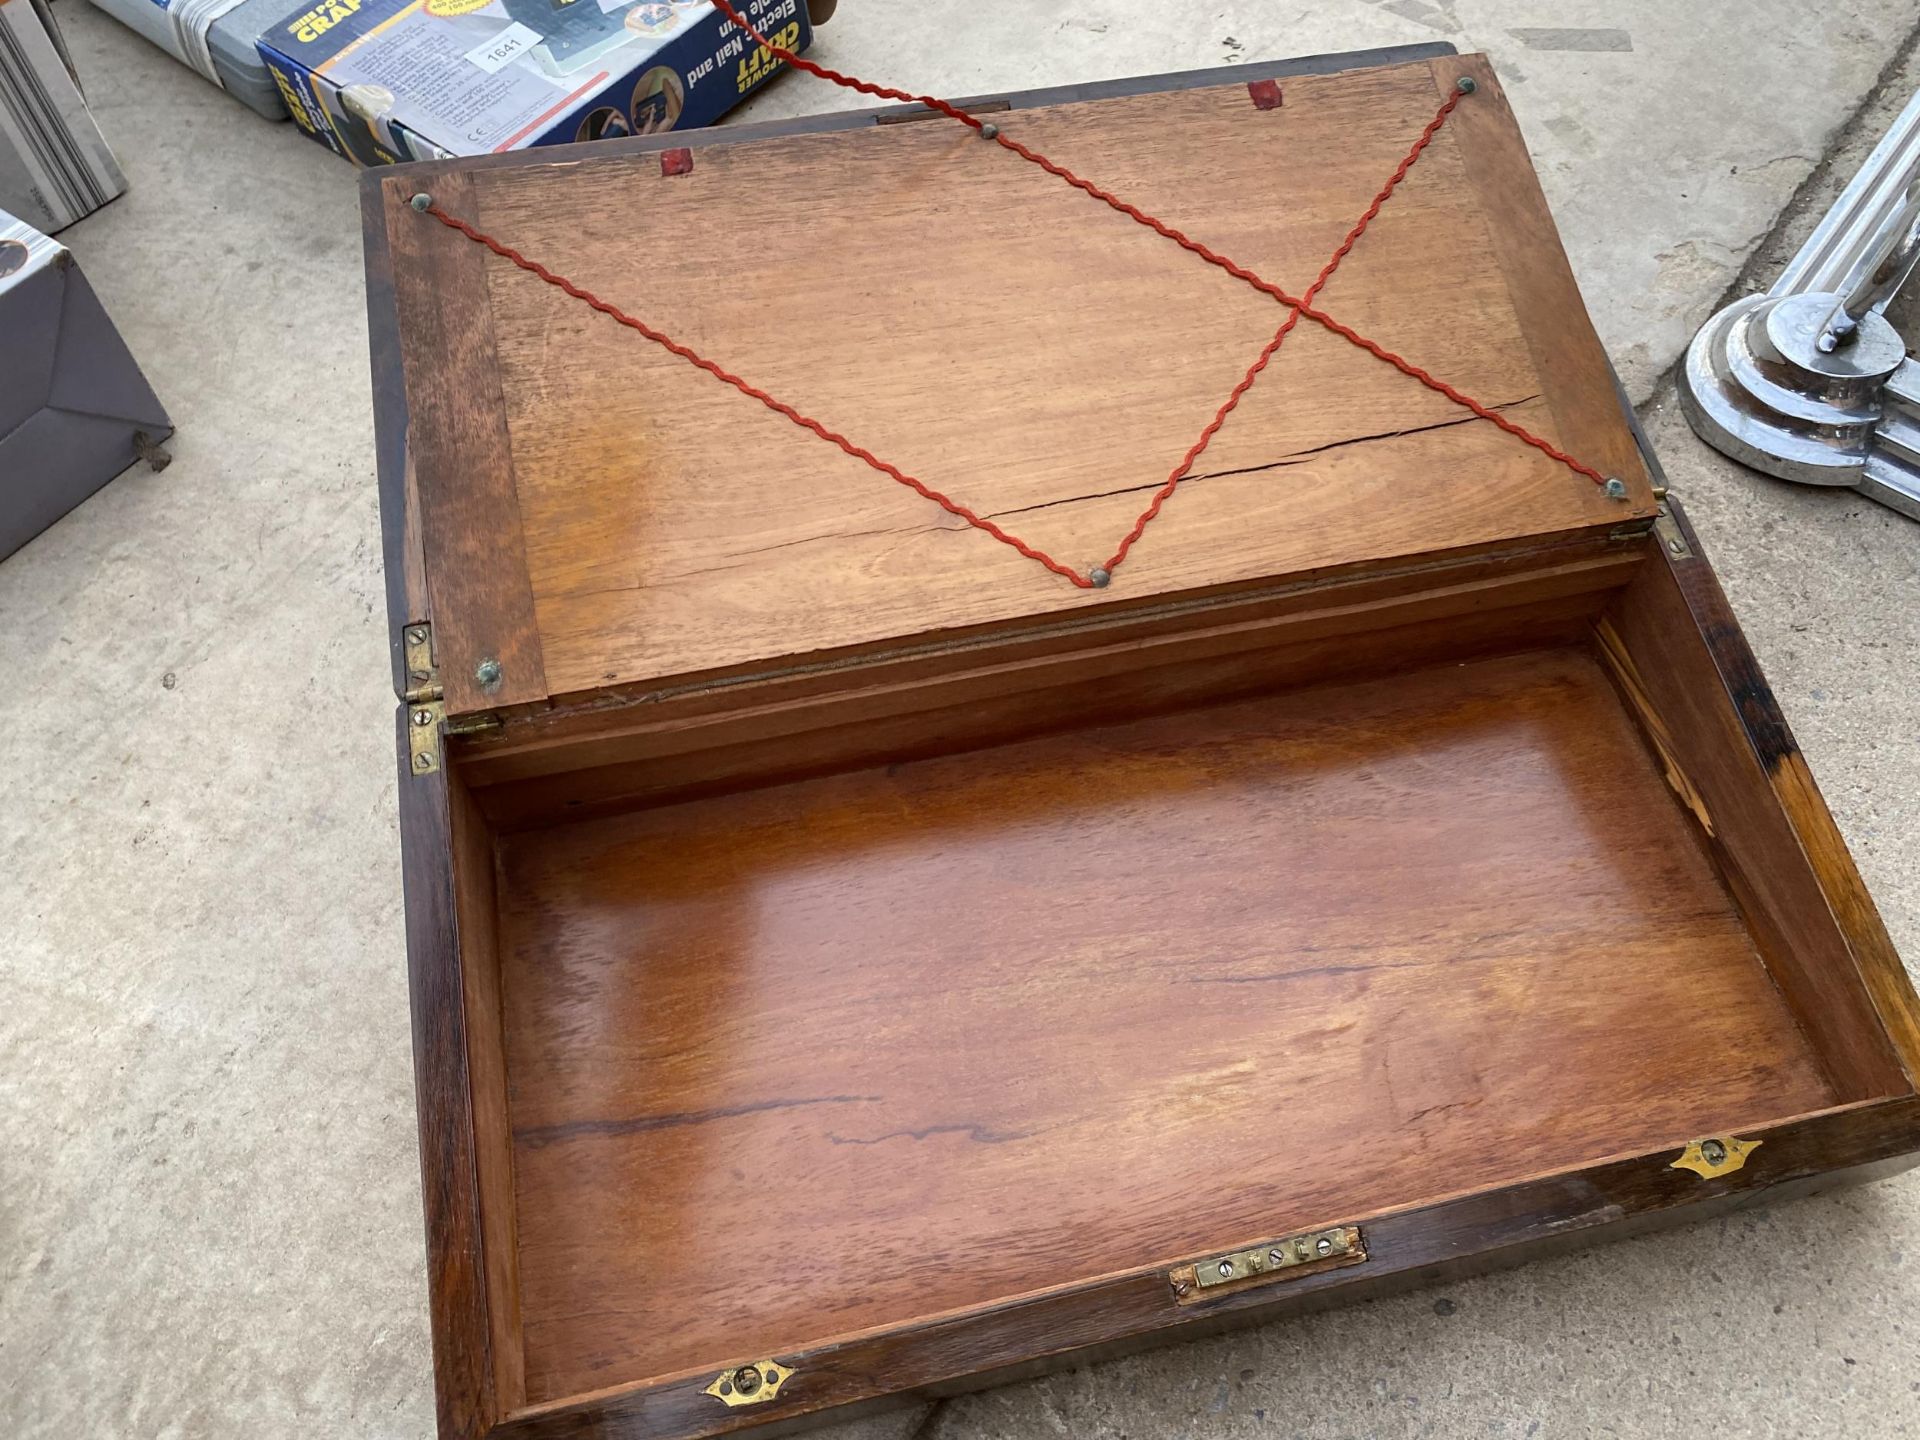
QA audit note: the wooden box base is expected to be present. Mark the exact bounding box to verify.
[365,46,1920,1440]
[398,506,1920,1438]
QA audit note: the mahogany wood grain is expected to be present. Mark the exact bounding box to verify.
[1596,506,1915,1098]
[489,646,1831,1400]
[497,1094,1920,1440]
[1439,56,1650,495]
[377,56,1656,704]
[380,172,549,716]
[473,567,1616,828]
[1661,499,1920,1081]
[457,539,1642,799]
[396,712,499,1440]
[451,777,526,1412]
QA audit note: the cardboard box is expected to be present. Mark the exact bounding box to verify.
[0,207,171,561]
[258,0,810,166]
[0,0,127,230]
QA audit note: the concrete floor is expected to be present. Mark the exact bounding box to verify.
[4,1,1920,1436]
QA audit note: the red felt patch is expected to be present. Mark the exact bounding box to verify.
[660,148,695,177]
[1247,79,1284,111]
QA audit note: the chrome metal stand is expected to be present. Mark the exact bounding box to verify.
[1681,91,1920,520]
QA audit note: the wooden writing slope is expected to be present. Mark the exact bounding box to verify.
[363,45,1920,1440]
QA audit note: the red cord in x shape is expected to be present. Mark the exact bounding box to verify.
[417,11,1611,586]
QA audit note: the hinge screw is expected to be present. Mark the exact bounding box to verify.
[407,626,428,644]
[1604,476,1630,500]
[413,709,434,727]
[1316,1236,1333,1255]
[410,192,432,212]
[1217,1260,1235,1278]
[475,658,503,688]
[413,753,432,772]
[1269,1249,1286,1265]
[1456,76,1477,95]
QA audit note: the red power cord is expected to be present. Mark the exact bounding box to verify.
[414,13,1614,586]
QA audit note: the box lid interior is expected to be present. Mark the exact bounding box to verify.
[370,51,1654,720]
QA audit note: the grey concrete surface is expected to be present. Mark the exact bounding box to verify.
[2,2,1918,1437]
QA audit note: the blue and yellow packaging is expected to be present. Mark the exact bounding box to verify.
[257,0,809,165]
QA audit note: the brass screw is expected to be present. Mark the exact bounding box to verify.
[412,709,434,727]
[412,754,432,772]
[1218,1260,1235,1278]
[1316,1236,1333,1255]
[1269,1249,1286,1265]
[407,626,428,644]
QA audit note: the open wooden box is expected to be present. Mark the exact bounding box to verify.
[363,44,1920,1440]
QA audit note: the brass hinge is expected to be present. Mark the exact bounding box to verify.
[402,622,500,776]
[1167,1225,1366,1303]
[402,623,438,705]
[703,1360,793,1407]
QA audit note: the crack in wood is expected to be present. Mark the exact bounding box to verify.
[982,394,1545,522]
[515,1094,882,1149]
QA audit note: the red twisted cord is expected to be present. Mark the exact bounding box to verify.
[415,20,1615,582]
[707,0,1611,495]
[1102,84,1464,571]
[418,93,1447,587]
[423,204,1092,584]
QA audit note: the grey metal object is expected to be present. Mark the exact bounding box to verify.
[1,208,172,561]
[1681,89,1920,520]
[83,0,306,120]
